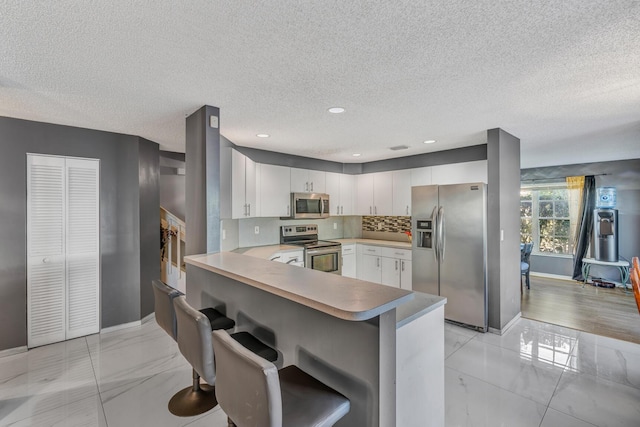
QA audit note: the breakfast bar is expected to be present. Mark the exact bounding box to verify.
[185,252,446,427]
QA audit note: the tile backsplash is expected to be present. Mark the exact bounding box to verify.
[362,216,411,233]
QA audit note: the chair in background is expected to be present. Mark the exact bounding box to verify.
[212,329,350,427]
[172,296,278,417]
[521,243,533,291]
[631,257,640,315]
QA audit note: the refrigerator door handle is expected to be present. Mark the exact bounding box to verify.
[438,206,446,261]
[431,205,440,262]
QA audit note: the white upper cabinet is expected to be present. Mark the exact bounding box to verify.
[431,160,488,185]
[355,174,374,215]
[339,174,354,216]
[231,149,257,219]
[259,163,291,217]
[392,170,412,216]
[373,171,393,216]
[326,172,355,216]
[356,172,392,216]
[290,168,326,193]
[410,167,432,186]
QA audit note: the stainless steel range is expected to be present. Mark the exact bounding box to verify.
[280,224,342,275]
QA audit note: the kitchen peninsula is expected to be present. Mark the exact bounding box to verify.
[185,251,446,427]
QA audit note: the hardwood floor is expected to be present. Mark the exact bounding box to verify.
[521,275,640,344]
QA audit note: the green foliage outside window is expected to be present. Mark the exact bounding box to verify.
[520,186,572,254]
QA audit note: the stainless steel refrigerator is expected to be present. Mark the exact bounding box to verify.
[412,183,488,331]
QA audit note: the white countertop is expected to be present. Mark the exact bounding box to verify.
[335,238,412,249]
[233,244,302,259]
[233,239,412,262]
[185,252,414,321]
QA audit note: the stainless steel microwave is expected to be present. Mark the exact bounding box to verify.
[289,193,330,219]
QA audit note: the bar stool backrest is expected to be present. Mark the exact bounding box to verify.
[212,329,282,426]
[174,296,217,384]
[152,280,182,340]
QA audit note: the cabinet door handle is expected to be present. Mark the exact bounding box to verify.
[401,260,405,271]
[376,257,380,268]
[310,182,313,192]
[370,206,372,214]
[395,260,398,270]
[248,204,251,216]
[406,205,409,215]
[374,206,377,215]
[305,182,309,192]
[337,206,340,215]
[243,203,247,216]
[341,206,343,215]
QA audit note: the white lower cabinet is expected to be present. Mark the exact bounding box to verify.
[357,245,382,283]
[381,257,400,287]
[399,259,412,290]
[270,250,304,267]
[341,244,356,278]
[380,247,412,289]
[356,244,412,289]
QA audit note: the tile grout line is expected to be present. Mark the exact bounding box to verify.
[84,336,109,427]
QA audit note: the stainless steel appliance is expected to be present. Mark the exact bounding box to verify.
[280,224,342,275]
[412,183,488,331]
[593,209,618,262]
[287,193,330,219]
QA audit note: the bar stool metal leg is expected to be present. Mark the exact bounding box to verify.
[168,368,217,417]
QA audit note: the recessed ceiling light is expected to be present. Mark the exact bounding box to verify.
[423,139,436,144]
[328,107,345,114]
[256,134,270,138]
[352,153,361,157]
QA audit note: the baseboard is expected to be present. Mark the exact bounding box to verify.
[141,312,155,324]
[530,272,573,281]
[101,320,142,334]
[488,312,521,335]
[0,346,28,358]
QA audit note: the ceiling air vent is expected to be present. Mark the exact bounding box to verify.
[389,145,409,151]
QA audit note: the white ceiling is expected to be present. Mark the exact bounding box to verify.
[2,1,639,168]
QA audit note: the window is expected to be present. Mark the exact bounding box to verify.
[520,184,573,255]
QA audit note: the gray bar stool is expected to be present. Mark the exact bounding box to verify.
[173,296,278,417]
[212,329,350,427]
[151,280,235,416]
[152,279,235,339]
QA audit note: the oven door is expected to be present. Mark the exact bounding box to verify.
[305,247,342,275]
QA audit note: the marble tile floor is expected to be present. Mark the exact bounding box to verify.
[2,318,639,427]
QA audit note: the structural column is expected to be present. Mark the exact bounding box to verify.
[185,105,221,255]
[487,128,521,332]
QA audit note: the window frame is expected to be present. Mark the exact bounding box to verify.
[520,182,574,258]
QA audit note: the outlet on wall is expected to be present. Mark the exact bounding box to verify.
[222,229,226,240]
[254,226,260,234]
[333,222,337,230]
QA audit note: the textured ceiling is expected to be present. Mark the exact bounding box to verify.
[1,1,639,167]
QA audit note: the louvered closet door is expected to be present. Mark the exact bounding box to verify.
[65,158,99,339]
[27,155,67,348]
[27,155,100,348]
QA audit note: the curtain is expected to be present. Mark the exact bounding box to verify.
[572,176,596,280]
[566,176,584,251]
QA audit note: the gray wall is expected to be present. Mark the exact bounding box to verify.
[0,117,160,351]
[185,106,222,255]
[487,128,521,331]
[521,159,640,282]
[234,141,487,174]
[138,138,160,318]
